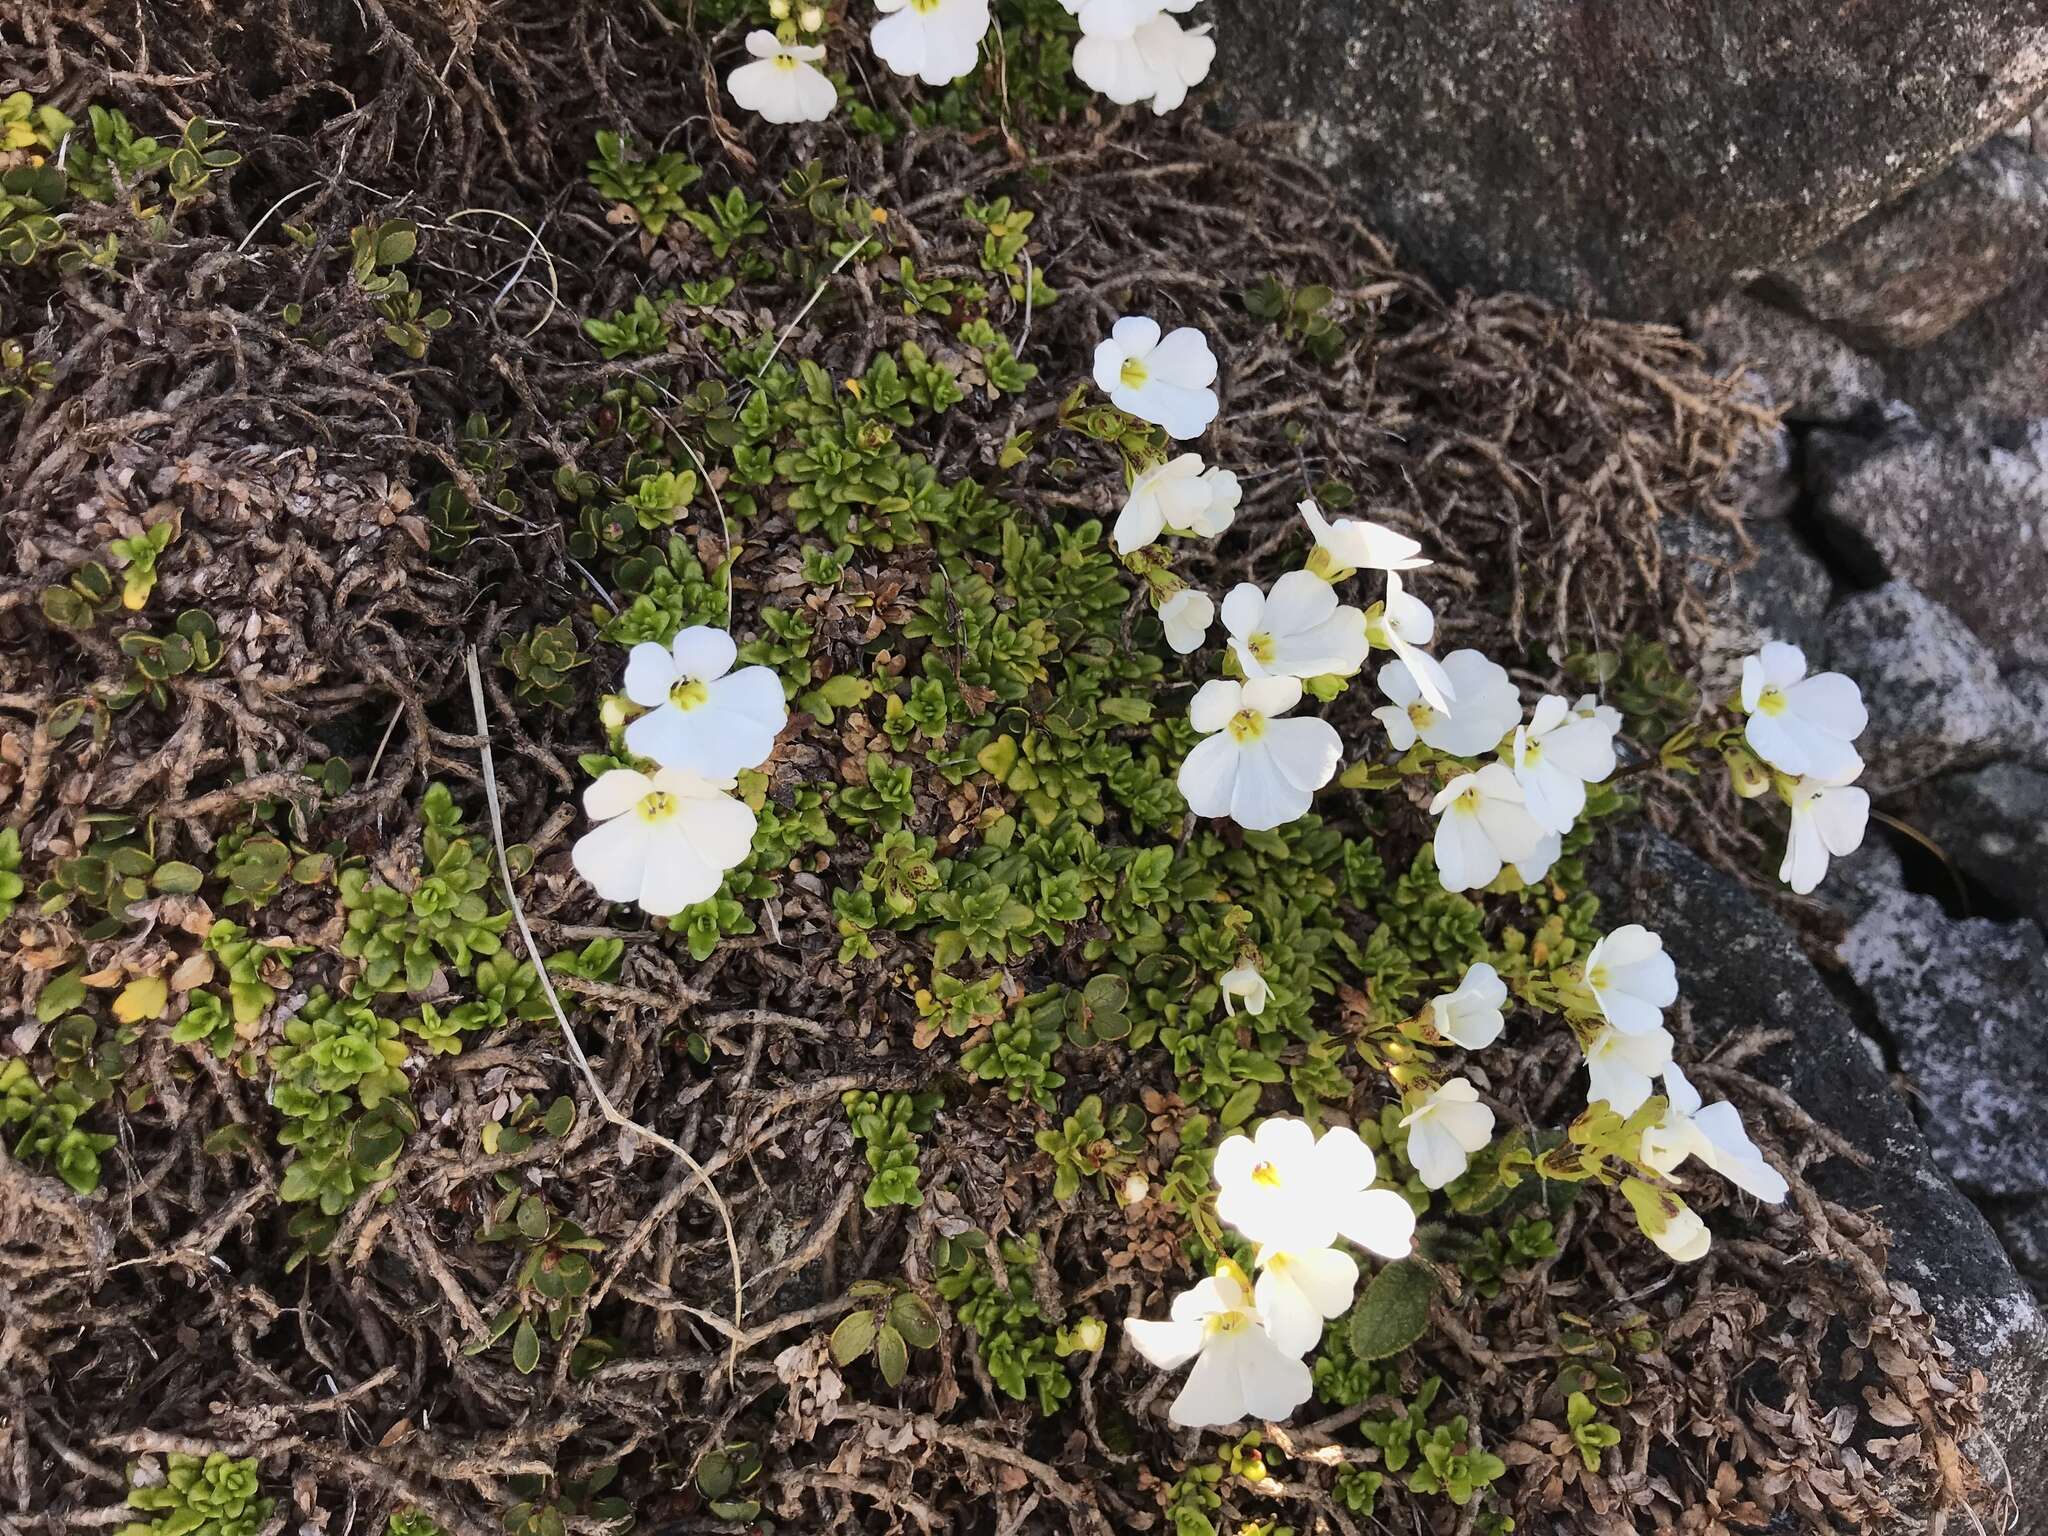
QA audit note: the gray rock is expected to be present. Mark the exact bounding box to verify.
[1919,761,2048,929]
[1662,512,1831,683]
[1206,2,2048,317]
[1842,889,2048,1197]
[1823,584,2020,791]
[1760,139,2048,350]
[1692,294,1886,422]
[1889,263,2048,427]
[2008,669,2048,768]
[1986,1199,2048,1297]
[1817,431,2048,670]
[1824,836,1909,925]
[1610,832,2048,1519]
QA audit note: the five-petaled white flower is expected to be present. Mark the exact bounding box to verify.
[1740,641,1867,780]
[1300,498,1429,579]
[1373,650,1521,757]
[624,627,789,780]
[1159,587,1215,655]
[1222,570,1371,681]
[572,767,758,917]
[1583,1023,1674,1116]
[1429,962,1507,1051]
[1641,1066,1789,1204]
[1400,1078,1496,1190]
[871,0,991,85]
[1072,9,1215,114]
[1366,571,1453,712]
[1251,1245,1359,1356]
[1219,963,1270,1017]
[1113,452,1240,554]
[1781,768,1870,896]
[1428,764,1545,893]
[1093,315,1219,439]
[1212,1118,1417,1256]
[727,31,838,124]
[1582,925,1678,1036]
[1178,676,1343,832]
[1511,694,1619,836]
[1125,1264,1314,1428]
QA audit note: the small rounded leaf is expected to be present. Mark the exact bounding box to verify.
[830,1308,877,1366]
[1347,1259,1436,1363]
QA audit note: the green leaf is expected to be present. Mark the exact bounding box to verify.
[874,1321,909,1386]
[829,1307,877,1366]
[151,861,204,894]
[511,1316,541,1374]
[889,1290,940,1349]
[1346,1259,1436,1362]
[36,966,86,1023]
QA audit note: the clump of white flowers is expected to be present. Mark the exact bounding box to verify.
[571,624,790,921]
[1730,641,1871,894]
[725,0,1219,125]
[1129,1118,1412,1426]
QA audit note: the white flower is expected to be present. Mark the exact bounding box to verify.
[1582,925,1677,1036]
[1252,1245,1359,1356]
[1429,962,1506,1050]
[1221,570,1371,681]
[1126,1266,1314,1427]
[1113,452,1240,554]
[1623,1178,1711,1263]
[1219,963,1269,1017]
[1583,1024,1674,1116]
[1511,694,1619,836]
[1093,315,1219,439]
[1300,498,1429,577]
[1400,1078,1496,1190]
[1780,768,1870,895]
[871,0,990,85]
[1159,587,1215,655]
[1373,650,1520,756]
[1641,1066,1789,1204]
[1740,641,1867,780]
[1072,10,1215,114]
[1178,676,1342,832]
[1365,571,1453,712]
[727,31,837,124]
[1428,764,1545,893]
[572,768,758,917]
[1212,1117,1417,1257]
[623,627,789,780]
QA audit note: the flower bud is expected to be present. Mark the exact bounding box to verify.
[1722,744,1770,799]
[1620,1177,1710,1262]
[767,0,790,15]
[799,3,824,29]
[599,694,630,732]
[1069,1316,1106,1353]
[1120,1172,1150,1207]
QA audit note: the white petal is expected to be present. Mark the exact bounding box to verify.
[1241,675,1304,718]
[584,768,655,820]
[1262,716,1343,794]
[1759,641,1808,687]
[1177,733,1240,819]
[1126,1316,1203,1371]
[1374,705,1419,751]
[1230,744,1313,830]
[1309,1126,1377,1190]
[623,643,679,708]
[708,665,790,732]
[1434,808,1502,893]
[1230,1327,1315,1419]
[1220,582,1265,642]
[1789,671,1866,739]
[634,832,725,916]
[672,626,737,682]
[1168,1340,1245,1428]
[1122,377,1219,440]
[572,814,652,904]
[1335,1189,1417,1258]
[1147,325,1218,389]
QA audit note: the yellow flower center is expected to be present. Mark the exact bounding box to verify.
[1755,686,1788,717]
[1521,739,1543,765]
[1226,709,1265,743]
[1407,702,1435,729]
[636,790,679,824]
[1587,964,1609,991]
[1246,631,1277,664]
[1250,1160,1284,1188]
[1204,1310,1250,1339]
[1454,787,1481,815]
[772,53,799,71]
[910,0,944,10]
[669,677,711,710]
[1119,356,1149,390]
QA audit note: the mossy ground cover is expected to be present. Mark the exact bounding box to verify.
[0,2,1986,1533]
